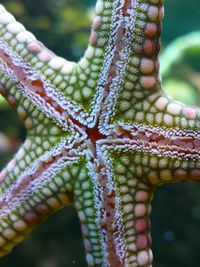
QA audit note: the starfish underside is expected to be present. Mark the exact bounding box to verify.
[0,0,200,266]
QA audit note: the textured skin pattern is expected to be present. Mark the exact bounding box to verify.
[0,0,200,266]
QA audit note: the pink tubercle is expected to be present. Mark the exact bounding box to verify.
[145,23,157,38]
[136,234,148,250]
[147,6,159,22]
[135,191,149,202]
[163,114,173,126]
[155,96,168,111]
[167,103,182,115]
[135,204,147,218]
[174,170,188,181]
[140,76,156,89]
[24,212,39,224]
[143,39,160,57]
[27,41,43,54]
[182,107,197,119]
[93,16,102,30]
[90,31,98,46]
[137,250,149,266]
[140,59,154,75]
[191,170,200,181]
[143,39,154,56]
[7,95,16,107]
[35,203,51,214]
[135,219,149,233]
[38,50,54,62]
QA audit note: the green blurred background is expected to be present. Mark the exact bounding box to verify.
[1,0,200,266]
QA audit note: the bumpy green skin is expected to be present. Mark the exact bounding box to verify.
[0,1,200,266]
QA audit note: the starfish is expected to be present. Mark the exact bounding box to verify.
[0,0,200,266]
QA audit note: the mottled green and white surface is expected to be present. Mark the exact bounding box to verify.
[0,0,200,266]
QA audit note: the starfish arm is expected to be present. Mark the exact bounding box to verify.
[91,0,163,133]
[1,0,200,266]
[88,0,200,139]
[0,168,72,257]
[73,158,104,266]
[95,138,200,266]
[0,4,76,91]
[0,24,71,131]
[90,142,154,267]
[0,4,97,127]
[0,139,87,256]
[93,1,200,185]
[73,0,113,126]
[0,50,88,256]
[0,57,87,258]
[98,0,200,136]
[73,0,163,129]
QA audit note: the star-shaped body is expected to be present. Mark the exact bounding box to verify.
[0,0,200,266]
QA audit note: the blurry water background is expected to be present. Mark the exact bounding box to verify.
[0,0,200,266]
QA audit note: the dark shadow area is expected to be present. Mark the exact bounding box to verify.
[0,105,25,169]
[162,0,200,44]
[152,182,200,267]
[0,0,95,62]
[0,206,87,267]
